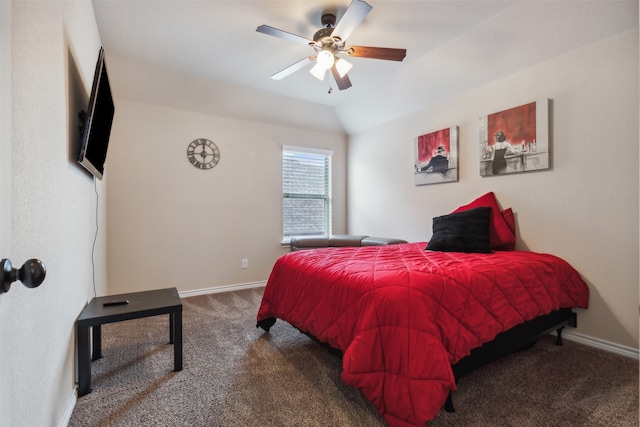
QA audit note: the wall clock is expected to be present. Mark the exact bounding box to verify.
[187,138,220,170]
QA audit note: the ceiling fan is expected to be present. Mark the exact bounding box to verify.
[256,0,406,91]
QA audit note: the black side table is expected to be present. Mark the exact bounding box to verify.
[76,287,183,397]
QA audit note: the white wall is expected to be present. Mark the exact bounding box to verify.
[11,1,106,425]
[348,29,639,349]
[0,1,12,425]
[107,100,347,295]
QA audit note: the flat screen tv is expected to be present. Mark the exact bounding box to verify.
[78,47,114,180]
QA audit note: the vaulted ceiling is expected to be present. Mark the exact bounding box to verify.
[92,0,638,134]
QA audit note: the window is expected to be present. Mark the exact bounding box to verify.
[282,146,332,243]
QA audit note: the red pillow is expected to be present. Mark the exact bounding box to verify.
[502,207,515,234]
[452,192,516,250]
[497,207,516,250]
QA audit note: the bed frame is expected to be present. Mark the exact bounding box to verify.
[257,308,577,413]
[445,307,577,412]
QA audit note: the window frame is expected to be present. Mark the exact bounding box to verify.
[282,146,333,244]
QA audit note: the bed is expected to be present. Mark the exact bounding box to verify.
[256,193,590,426]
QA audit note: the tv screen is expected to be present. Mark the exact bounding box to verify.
[78,47,114,180]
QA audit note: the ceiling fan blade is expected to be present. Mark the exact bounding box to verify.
[271,57,314,80]
[256,25,313,46]
[331,0,372,42]
[347,46,406,61]
[331,66,352,91]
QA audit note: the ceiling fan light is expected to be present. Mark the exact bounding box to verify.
[316,49,335,70]
[335,58,353,78]
[309,63,326,81]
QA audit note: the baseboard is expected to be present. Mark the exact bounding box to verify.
[178,281,267,298]
[59,387,77,427]
[561,330,639,360]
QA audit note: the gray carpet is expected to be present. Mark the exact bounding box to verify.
[69,288,638,426]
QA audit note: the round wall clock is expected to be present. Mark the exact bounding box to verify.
[187,138,220,170]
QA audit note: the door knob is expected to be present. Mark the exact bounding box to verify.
[0,259,46,294]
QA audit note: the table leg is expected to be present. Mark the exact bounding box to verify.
[92,325,102,361]
[169,313,174,344]
[77,323,91,397]
[173,310,183,371]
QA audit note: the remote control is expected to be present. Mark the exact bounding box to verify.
[103,300,129,307]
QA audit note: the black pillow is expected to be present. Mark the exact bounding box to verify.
[426,207,492,253]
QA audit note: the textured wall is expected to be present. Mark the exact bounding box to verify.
[348,29,639,349]
[11,1,106,425]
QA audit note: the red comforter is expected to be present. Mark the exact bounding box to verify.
[256,243,589,426]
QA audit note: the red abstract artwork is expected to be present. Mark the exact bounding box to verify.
[479,99,550,176]
[487,102,536,147]
[414,126,458,185]
[417,128,450,163]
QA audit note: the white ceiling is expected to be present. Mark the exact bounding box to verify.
[92,0,638,134]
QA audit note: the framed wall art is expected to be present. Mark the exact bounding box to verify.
[479,99,550,176]
[414,126,458,185]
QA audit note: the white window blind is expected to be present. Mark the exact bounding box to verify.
[282,146,332,243]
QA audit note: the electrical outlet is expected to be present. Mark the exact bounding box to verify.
[241,259,248,269]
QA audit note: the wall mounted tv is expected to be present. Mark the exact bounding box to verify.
[78,47,114,180]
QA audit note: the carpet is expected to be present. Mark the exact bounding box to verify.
[69,288,638,426]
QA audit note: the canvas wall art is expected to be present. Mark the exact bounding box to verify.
[414,126,458,185]
[479,99,550,176]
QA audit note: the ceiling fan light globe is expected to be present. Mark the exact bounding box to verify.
[317,50,335,70]
[335,58,353,78]
[310,63,326,81]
